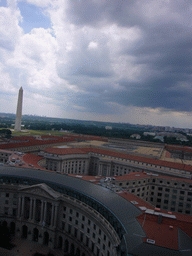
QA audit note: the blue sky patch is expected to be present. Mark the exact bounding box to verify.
[18,1,51,33]
[0,0,7,7]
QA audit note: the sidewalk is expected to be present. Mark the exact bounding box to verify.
[0,238,64,256]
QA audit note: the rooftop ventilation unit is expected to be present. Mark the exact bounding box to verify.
[147,239,155,244]
[130,201,138,205]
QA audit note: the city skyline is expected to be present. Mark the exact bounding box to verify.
[0,0,192,128]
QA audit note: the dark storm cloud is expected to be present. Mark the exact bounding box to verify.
[66,0,142,27]
[63,0,192,113]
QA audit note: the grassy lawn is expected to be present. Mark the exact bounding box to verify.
[11,129,72,137]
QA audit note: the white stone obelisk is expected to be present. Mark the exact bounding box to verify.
[14,87,23,131]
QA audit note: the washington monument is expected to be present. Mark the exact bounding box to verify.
[14,87,23,131]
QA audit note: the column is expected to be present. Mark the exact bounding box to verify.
[29,198,33,220]
[43,201,47,224]
[21,196,25,217]
[54,204,58,227]
[33,199,36,222]
[51,204,54,227]
[98,164,102,176]
[17,196,21,217]
[107,165,110,176]
[40,200,44,223]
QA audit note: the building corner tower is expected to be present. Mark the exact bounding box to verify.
[14,87,23,131]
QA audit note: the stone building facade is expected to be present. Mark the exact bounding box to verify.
[40,148,192,179]
[0,183,120,256]
[111,173,192,215]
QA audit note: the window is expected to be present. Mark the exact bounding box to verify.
[80,232,84,242]
[82,215,85,221]
[12,208,16,216]
[62,221,65,230]
[68,225,71,234]
[98,238,100,244]
[93,233,95,238]
[70,209,73,214]
[104,235,106,241]
[87,228,90,234]
[88,220,91,225]
[158,193,162,197]
[6,193,9,197]
[74,228,78,238]
[180,191,185,195]
[81,224,84,229]
[86,237,89,246]
[165,188,170,192]
[76,212,79,217]
[158,187,162,191]
[4,207,9,215]
[91,242,95,252]
[69,217,72,222]
[164,200,168,204]
[94,224,96,230]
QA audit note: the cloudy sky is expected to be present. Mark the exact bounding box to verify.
[0,0,192,128]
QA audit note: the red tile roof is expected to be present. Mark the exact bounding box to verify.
[22,153,45,170]
[44,147,87,155]
[113,172,192,184]
[0,136,75,149]
[118,188,192,250]
[165,145,192,153]
[137,214,179,250]
[68,147,192,173]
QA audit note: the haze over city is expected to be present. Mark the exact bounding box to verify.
[0,0,192,128]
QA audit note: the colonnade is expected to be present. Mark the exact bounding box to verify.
[98,163,111,176]
[17,195,58,227]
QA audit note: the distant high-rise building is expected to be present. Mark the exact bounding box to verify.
[14,87,23,131]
